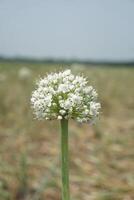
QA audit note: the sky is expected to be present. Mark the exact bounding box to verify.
[0,0,134,61]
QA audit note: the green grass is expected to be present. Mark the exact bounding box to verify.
[0,62,134,200]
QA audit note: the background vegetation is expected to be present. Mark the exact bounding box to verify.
[0,62,134,200]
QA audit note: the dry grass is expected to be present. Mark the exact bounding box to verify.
[0,62,134,200]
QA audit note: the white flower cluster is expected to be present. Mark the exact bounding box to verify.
[31,69,101,123]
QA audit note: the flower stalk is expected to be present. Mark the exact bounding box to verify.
[60,119,70,200]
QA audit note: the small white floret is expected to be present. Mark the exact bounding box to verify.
[58,116,63,120]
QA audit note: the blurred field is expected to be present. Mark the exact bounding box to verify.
[0,62,134,200]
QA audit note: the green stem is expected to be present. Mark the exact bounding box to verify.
[60,119,70,200]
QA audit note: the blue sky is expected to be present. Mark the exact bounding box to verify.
[0,0,134,61]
